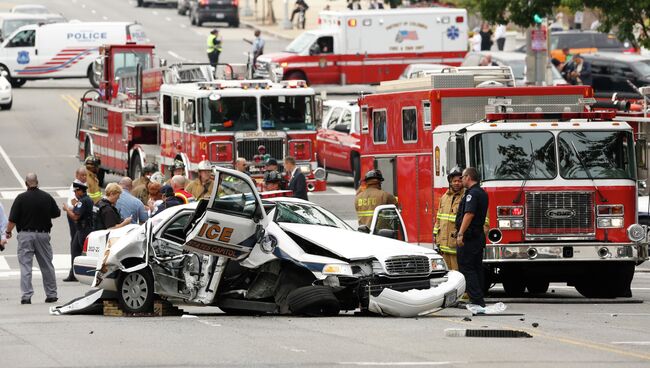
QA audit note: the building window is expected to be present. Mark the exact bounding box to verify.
[402,107,417,143]
[373,110,387,143]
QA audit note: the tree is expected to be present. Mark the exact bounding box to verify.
[566,0,650,49]
[469,0,561,28]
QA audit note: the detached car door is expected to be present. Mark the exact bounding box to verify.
[369,205,409,242]
[184,167,266,260]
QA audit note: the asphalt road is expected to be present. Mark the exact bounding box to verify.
[0,1,649,367]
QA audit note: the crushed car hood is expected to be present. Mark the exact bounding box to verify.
[278,223,438,260]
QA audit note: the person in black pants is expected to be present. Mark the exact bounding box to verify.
[455,167,489,308]
[284,156,308,200]
[62,182,94,282]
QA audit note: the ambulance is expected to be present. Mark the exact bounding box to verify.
[254,8,468,85]
[0,21,147,87]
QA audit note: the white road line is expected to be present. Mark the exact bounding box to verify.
[197,320,221,327]
[339,362,459,366]
[611,341,650,346]
[168,51,189,61]
[0,145,26,189]
[165,17,172,21]
[0,256,10,271]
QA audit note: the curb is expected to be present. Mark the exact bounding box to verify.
[239,19,295,41]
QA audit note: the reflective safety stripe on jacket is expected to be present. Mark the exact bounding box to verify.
[433,188,464,254]
[86,171,102,204]
[355,186,397,227]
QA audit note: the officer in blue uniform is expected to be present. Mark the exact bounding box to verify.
[455,167,489,307]
[62,182,94,282]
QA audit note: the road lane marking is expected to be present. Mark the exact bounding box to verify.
[612,341,650,346]
[197,320,221,327]
[0,145,26,189]
[339,363,459,366]
[330,186,356,195]
[61,95,80,113]
[168,51,189,61]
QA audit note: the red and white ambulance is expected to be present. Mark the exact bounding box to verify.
[76,43,326,191]
[357,71,648,298]
[255,8,468,85]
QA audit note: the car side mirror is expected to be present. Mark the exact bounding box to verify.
[357,225,370,233]
[334,123,349,133]
[0,70,7,78]
[377,228,398,239]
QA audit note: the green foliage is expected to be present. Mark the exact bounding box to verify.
[475,0,561,28]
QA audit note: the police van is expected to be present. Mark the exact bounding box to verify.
[0,21,147,87]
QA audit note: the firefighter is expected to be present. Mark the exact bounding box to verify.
[185,160,214,200]
[207,29,223,69]
[433,167,464,271]
[133,163,158,188]
[355,170,397,227]
[84,156,102,204]
[264,170,283,191]
[171,159,186,177]
[455,167,489,308]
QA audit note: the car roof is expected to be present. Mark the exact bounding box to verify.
[582,52,650,62]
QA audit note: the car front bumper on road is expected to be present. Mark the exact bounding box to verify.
[367,270,465,317]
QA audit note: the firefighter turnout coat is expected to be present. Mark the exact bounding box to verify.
[433,188,464,255]
[355,186,398,226]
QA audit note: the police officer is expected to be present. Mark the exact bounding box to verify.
[62,182,94,282]
[355,170,397,227]
[207,29,223,68]
[433,167,464,271]
[455,167,489,308]
[84,156,102,204]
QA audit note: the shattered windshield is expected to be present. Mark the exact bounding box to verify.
[198,97,258,132]
[558,131,635,180]
[260,95,315,131]
[275,202,353,230]
[470,132,557,180]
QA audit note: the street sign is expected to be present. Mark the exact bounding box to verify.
[531,29,547,51]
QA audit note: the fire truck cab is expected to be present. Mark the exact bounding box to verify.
[254,8,468,85]
[77,43,326,191]
[358,70,649,298]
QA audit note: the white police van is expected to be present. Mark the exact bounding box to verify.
[0,22,147,87]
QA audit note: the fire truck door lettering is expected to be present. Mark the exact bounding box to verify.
[200,141,208,151]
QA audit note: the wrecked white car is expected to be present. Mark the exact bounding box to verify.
[63,167,464,317]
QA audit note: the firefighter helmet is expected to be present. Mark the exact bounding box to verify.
[447,166,463,182]
[364,170,384,182]
[173,159,185,170]
[150,172,165,185]
[197,160,212,171]
[143,163,158,175]
[84,155,101,167]
[264,170,282,183]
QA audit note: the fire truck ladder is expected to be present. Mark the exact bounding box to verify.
[377,66,515,92]
[483,97,618,121]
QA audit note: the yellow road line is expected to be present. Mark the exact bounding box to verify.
[61,95,80,113]
[440,316,650,361]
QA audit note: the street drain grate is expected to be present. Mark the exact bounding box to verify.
[445,328,532,338]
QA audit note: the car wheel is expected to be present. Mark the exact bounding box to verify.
[526,279,549,294]
[88,65,99,89]
[130,153,142,180]
[10,78,26,88]
[502,277,526,297]
[287,285,340,316]
[117,268,154,313]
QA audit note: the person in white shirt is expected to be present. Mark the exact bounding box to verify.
[0,203,8,251]
[470,28,482,52]
[251,30,265,67]
[494,24,507,51]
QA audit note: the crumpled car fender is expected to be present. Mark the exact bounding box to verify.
[368,270,466,317]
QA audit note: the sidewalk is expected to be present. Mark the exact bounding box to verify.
[239,0,353,40]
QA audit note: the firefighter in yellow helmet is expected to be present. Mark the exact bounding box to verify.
[433,166,489,271]
[355,170,397,227]
[84,156,102,204]
[185,160,214,200]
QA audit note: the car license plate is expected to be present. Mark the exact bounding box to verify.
[444,290,457,307]
[216,13,225,18]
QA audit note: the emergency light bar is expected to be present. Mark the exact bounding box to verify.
[485,111,617,122]
[198,80,272,90]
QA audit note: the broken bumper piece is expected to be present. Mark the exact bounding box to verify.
[49,288,107,316]
[368,270,466,317]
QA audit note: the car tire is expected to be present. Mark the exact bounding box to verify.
[88,66,100,89]
[0,101,11,110]
[10,78,26,88]
[287,285,340,317]
[526,279,549,294]
[117,268,155,313]
[502,277,526,297]
[130,152,143,180]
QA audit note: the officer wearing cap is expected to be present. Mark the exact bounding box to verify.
[84,156,102,204]
[355,170,397,227]
[62,181,94,282]
[185,160,214,200]
[433,167,464,271]
[152,185,183,217]
[455,167,489,308]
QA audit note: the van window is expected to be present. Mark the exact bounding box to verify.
[172,97,180,127]
[7,29,35,47]
[373,110,387,143]
[162,95,172,125]
[422,101,432,130]
[327,108,342,129]
[402,108,417,143]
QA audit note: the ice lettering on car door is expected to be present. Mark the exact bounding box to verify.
[184,168,265,260]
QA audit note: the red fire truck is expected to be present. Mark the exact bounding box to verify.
[254,8,468,85]
[357,71,649,298]
[75,44,326,191]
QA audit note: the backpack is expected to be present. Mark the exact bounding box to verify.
[92,200,110,231]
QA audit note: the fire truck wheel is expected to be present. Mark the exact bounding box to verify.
[130,154,143,180]
[352,156,361,189]
[502,277,526,297]
[526,279,549,294]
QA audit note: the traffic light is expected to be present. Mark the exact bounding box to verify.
[533,14,543,24]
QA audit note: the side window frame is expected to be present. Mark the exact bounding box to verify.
[401,106,418,143]
[422,100,432,131]
[372,109,388,145]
